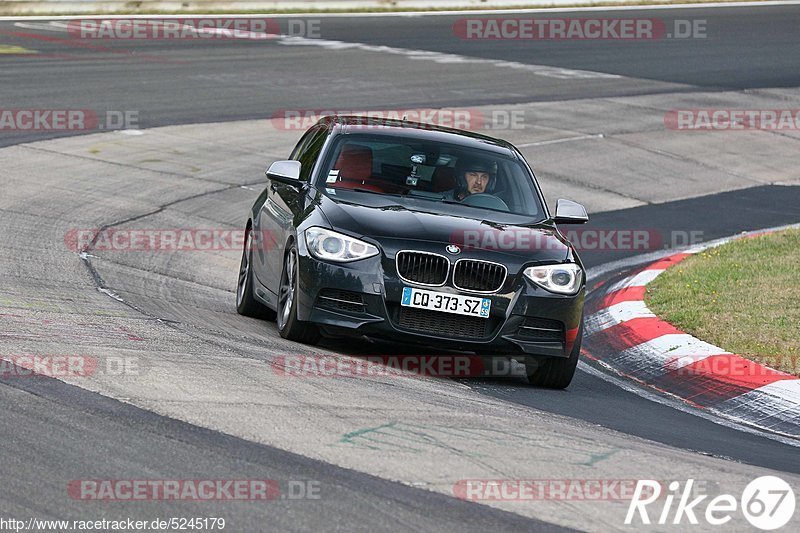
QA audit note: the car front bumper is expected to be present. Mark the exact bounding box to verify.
[295,248,584,358]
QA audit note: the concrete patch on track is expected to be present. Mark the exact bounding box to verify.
[583,227,800,439]
[2,90,800,530]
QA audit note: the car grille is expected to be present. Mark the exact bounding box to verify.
[397,307,489,339]
[316,289,365,314]
[517,317,563,342]
[453,259,507,293]
[396,251,449,286]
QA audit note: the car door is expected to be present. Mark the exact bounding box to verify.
[254,125,330,296]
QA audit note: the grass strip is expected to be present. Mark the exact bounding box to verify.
[646,228,800,376]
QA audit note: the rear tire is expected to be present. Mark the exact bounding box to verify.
[236,227,277,321]
[526,322,583,389]
[277,243,320,345]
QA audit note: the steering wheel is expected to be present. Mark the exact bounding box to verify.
[460,193,510,212]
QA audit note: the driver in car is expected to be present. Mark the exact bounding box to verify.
[442,157,495,202]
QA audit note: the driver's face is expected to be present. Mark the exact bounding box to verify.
[464,171,490,194]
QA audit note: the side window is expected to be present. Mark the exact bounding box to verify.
[297,127,329,182]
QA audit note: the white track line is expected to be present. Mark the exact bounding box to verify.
[2,2,799,21]
[277,36,620,79]
[10,19,621,80]
[517,134,604,148]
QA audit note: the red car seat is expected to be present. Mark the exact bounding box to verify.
[330,144,384,192]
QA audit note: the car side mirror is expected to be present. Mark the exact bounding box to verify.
[266,160,302,184]
[554,199,588,224]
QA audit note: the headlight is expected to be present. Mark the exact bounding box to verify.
[523,263,583,295]
[305,227,379,263]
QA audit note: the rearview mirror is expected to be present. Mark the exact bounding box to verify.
[554,199,588,224]
[410,153,453,166]
[266,160,301,183]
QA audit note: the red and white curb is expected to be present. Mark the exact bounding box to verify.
[583,225,800,439]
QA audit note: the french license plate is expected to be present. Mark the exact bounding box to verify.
[401,287,491,318]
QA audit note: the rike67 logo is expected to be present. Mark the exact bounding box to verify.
[626,477,795,530]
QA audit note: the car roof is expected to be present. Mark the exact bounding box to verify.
[317,115,519,157]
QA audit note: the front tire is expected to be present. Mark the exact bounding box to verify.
[277,243,320,345]
[526,322,582,389]
[236,227,277,320]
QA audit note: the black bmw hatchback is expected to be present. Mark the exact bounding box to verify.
[236,116,589,388]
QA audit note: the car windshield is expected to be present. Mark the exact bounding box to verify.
[315,133,545,220]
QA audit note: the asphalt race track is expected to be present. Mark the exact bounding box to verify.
[2,3,800,147]
[1,3,799,531]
